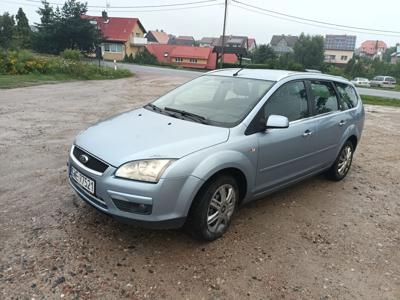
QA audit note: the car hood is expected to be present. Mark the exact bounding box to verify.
[74,108,230,167]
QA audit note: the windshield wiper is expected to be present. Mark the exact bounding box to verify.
[164,107,209,124]
[144,103,163,112]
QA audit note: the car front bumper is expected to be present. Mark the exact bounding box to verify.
[67,154,203,229]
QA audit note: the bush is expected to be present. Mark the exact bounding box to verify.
[133,49,157,65]
[0,50,131,79]
[124,53,134,63]
[60,49,84,61]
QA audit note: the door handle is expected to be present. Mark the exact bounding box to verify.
[302,130,312,137]
[339,120,346,126]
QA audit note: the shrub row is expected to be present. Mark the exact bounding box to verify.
[0,50,131,79]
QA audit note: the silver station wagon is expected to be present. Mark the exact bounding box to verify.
[68,69,365,240]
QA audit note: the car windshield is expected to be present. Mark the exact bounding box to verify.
[148,75,275,127]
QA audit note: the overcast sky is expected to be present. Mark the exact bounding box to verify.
[2,0,399,47]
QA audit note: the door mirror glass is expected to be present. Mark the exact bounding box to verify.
[266,115,289,129]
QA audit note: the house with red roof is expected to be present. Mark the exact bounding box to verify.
[146,44,237,70]
[247,38,257,51]
[83,14,147,61]
[359,40,387,59]
[146,30,170,44]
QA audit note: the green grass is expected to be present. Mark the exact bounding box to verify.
[0,74,75,89]
[361,95,400,107]
[0,68,132,89]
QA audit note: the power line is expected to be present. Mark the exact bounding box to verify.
[23,0,218,9]
[232,0,400,35]
[93,3,222,13]
[1,0,39,7]
[1,0,222,13]
[232,3,400,38]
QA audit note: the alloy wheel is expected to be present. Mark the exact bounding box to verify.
[206,184,236,234]
[337,145,353,176]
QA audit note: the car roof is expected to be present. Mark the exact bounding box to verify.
[205,68,349,83]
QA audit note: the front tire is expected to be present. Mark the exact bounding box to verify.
[186,175,238,241]
[328,141,354,181]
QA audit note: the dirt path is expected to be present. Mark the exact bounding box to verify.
[1,75,399,299]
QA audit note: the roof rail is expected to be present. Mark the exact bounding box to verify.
[304,69,322,73]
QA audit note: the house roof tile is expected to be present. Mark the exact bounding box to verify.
[82,15,146,42]
[270,35,298,47]
[360,40,387,55]
[147,30,170,44]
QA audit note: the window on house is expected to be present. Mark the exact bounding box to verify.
[341,55,348,61]
[325,55,336,61]
[189,58,197,63]
[135,32,141,37]
[103,43,123,53]
[175,57,183,62]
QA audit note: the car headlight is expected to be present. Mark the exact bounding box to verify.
[115,159,175,183]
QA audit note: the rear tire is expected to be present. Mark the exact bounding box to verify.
[328,141,354,181]
[186,175,238,241]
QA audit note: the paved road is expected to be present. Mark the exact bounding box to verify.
[105,61,201,79]
[111,62,400,99]
[357,87,400,99]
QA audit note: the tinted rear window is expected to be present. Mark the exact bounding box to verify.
[335,82,359,110]
[310,81,339,114]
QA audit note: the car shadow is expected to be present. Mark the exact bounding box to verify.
[68,172,334,250]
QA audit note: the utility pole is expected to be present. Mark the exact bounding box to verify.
[220,0,228,69]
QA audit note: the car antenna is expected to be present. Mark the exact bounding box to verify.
[233,68,244,77]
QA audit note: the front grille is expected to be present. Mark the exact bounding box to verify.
[73,146,108,173]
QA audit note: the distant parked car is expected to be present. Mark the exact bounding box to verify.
[370,76,396,88]
[351,77,370,87]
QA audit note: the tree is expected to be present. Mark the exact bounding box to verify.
[0,13,15,49]
[15,8,32,48]
[33,0,101,54]
[251,44,276,64]
[383,46,396,63]
[293,33,324,69]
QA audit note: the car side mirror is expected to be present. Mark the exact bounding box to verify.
[266,115,289,129]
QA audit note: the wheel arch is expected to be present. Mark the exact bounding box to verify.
[197,167,248,204]
[347,135,358,150]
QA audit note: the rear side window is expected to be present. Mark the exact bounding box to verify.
[264,81,309,122]
[335,82,359,110]
[310,81,339,114]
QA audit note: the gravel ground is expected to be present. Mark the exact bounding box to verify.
[1,74,400,299]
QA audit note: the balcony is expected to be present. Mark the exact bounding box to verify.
[130,37,147,46]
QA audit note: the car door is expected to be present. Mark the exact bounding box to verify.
[307,80,347,167]
[254,80,319,194]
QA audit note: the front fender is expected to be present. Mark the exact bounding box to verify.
[191,150,256,199]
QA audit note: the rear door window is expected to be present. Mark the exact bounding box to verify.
[310,81,339,114]
[335,82,359,110]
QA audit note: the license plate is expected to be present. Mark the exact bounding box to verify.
[71,166,95,194]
